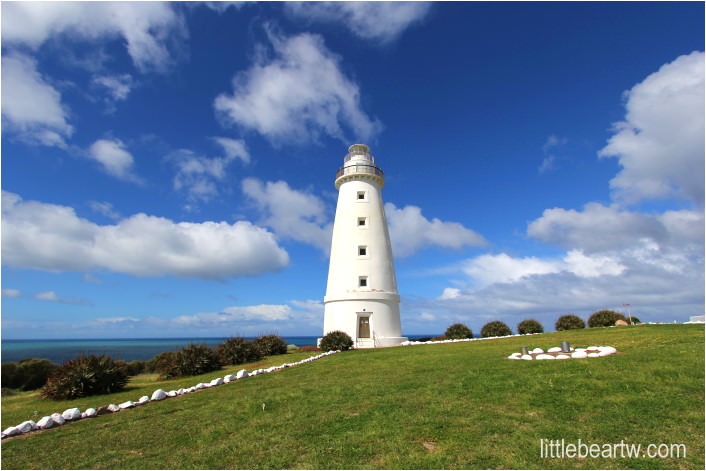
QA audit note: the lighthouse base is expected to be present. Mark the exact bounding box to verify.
[321,295,406,349]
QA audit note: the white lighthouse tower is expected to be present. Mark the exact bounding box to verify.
[322,144,407,348]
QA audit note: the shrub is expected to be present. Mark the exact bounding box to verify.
[1,362,18,389]
[114,360,129,376]
[41,355,128,400]
[297,346,320,352]
[431,336,447,341]
[146,351,177,373]
[126,360,146,376]
[555,314,585,331]
[255,335,288,356]
[588,310,626,328]
[627,316,641,325]
[480,321,512,338]
[158,344,222,379]
[444,323,473,339]
[14,358,58,390]
[517,319,544,335]
[319,331,354,352]
[216,337,262,365]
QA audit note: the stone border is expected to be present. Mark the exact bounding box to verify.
[1,350,340,440]
[507,346,618,360]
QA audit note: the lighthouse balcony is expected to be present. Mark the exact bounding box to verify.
[335,164,384,179]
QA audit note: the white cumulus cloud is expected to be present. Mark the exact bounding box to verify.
[285,2,432,43]
[1,52,73,147]
[214,30,381,145]
[2,2,186,73]
[385,203,487,257]
[2,288,22,298]
[599,51,705,206]
[2,191,289,280]
[88,138,141,182]
[242,178,333,251]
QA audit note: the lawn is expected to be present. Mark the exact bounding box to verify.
[1,324,703,469]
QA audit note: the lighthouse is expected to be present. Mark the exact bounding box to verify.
[322,144,407,348]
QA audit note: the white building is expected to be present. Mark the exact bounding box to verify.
[322,144,407,348]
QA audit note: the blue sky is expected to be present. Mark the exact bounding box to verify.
[1,1,704,339]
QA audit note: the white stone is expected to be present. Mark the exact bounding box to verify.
[107,404,120,412]
[81,412,87,419]
[85,408,97,417]
[177,388,185,395]
[223,374,236,383]
[37,416,55,429]
[322,145,407,349]
[62,408,81,421]
[167,390,177,397]
[50,413,66,425]
[3,427,20,437]
[547,347,562,353]
[574,348,586,352]
[138,396,150,404]
[119,401,135,409]
[508,353,521,359]
[210,378,223,386]
[531,348,544,354]
[587,353,600,358]
[507,355,520,360]
[586,346,599,351]
[555,354,571,359]
[236,369,249,379]
[520,354,533,360]
[571,351,588,359]
[598,346,617,355]
[151,389,167,401]
[535,354,554,360]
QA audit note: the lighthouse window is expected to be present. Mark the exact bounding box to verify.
[357,191,366,201]
[357,217,367,227]
[359,276,368,287]
[358,246,367,256]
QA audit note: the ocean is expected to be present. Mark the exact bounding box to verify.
[1,335,435,364]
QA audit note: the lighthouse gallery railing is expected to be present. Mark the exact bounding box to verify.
[335,164,384,180]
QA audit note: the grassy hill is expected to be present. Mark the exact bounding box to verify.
[1,324,703,469]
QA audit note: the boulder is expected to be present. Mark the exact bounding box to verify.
[555,354,571,360]
[138,396,150,404]
[236,369,249,379]
[37,416,55,429]
[598,346,617,355]
[17,420,37,433]
[547,347,562,353]
[177,388,185,395]
[535,354,552,360]
[586,346,599,351]
[520,354,533,360]
[151,389,167,401]
[62,408,81,421]
[531,348,544,354]
[107,404,120,413]
[587,353,600,358]
[571,351,588,359]
[167,390,177,397]
[50,413,66,425]
[507,354,520,360]
[95,406,111,415]
[85,408,97,417]
[210,378,223,386]
[119,401,135,409]
[3,426,20,437]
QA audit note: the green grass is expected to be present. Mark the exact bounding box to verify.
[2,325,703,469]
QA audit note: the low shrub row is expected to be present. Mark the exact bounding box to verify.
[438,309,641,340]
[2,358,58,391]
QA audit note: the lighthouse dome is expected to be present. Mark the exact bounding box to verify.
[344,144,375,166]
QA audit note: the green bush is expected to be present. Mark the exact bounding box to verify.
[517,319,544,335]
[216,337,262,365]
[146,351,177,373]
[555,314,585,331]
[444,323,473,339]
[2,362,18,389]
[158,344,222,379]
[588,310,626,328]
[41,355,128,400]
[14,358,58,390]
[480,321,512,338]
[319,331,354,352]
[627,316,641,325]
[255,335,288,356]
[127,360,146,376]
